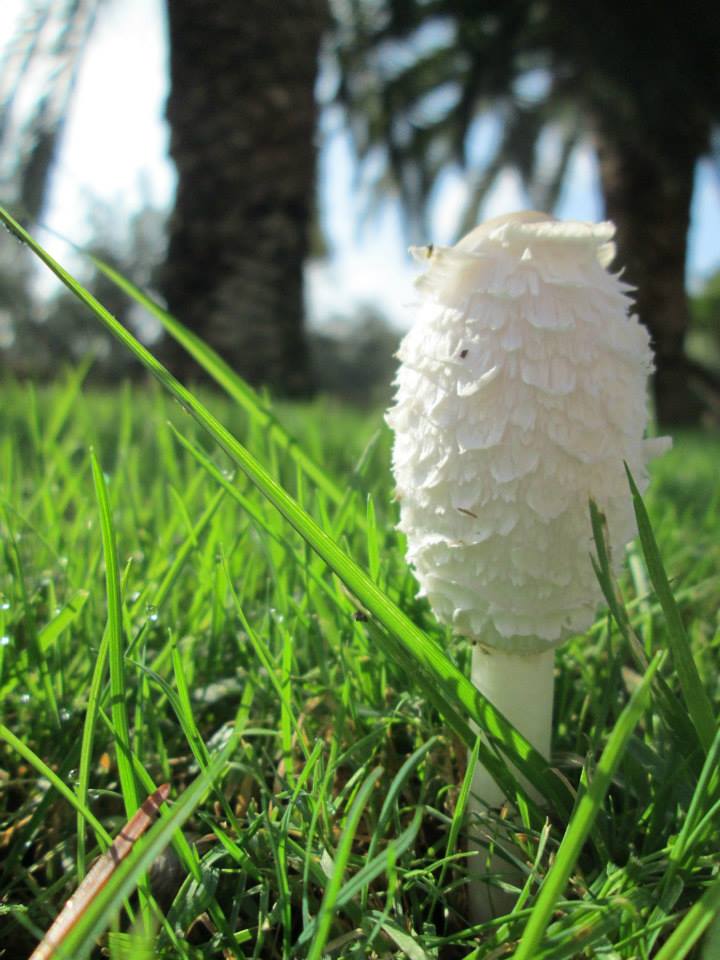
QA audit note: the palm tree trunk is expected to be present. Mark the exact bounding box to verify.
[161,0,326,395]
[594,123,708,425]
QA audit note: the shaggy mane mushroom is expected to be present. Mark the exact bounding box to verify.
[387,211,670,918]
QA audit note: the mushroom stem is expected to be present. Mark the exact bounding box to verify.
[468,645,555,919]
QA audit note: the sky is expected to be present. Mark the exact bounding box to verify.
[3,0,720,330]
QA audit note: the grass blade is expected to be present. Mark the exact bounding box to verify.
[29,785,170,960]
[437,734,482,899]
[366,493,380,582]
[89,253,352,513]
[512,650,664,960]
[0,723,110,844]
[306,765,383,960]
[589,498,699,753]
[40,728,242,960]
[653,874,720,960]
[76,623,111,877]
[37,589,89,653]
[624,464,716,754]
[0,207,570,816]
[90,450,138,817]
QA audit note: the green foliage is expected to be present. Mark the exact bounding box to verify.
[691,269,720,332]
[0,205,168,380]
[333,0,720,234]
[1,213,719,956]
[690,269,720,374]
[0,1,100,224]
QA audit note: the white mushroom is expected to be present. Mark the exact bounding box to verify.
[386,211,670,916]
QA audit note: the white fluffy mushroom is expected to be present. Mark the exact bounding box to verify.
[386,211,670,914]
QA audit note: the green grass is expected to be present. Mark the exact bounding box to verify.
[0,209,719,957]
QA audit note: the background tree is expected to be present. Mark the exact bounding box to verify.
[1,0,326,396]
[0,0,100,224]
[334,0,720,425]
[161,1,327,394]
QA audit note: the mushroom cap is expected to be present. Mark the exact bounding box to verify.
[387,212,669,654]
[455,211,556,251]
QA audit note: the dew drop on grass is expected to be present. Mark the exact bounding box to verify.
[19,693,31,704]
[0,635,10,646]
[0,596,10,610]
[129,591,141,603]
[59,708,72,722]
[146,604,159,623]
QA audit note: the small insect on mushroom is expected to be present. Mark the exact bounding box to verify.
[387,211,670,919]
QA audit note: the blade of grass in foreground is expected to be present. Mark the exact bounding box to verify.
[29,785,170,960]
[89,254,352,515]
[589,499,699,754]
[90,450,139,818]
[76,622,111,878]
[645,724,720,952]
[625,465,716,754]
[511,651,664,960]
[653,873,720,960]
[306,765,384,960]
[0,208,570,816]
[295,811,423,950]
[435,733,482,906]
[39,729,243,960]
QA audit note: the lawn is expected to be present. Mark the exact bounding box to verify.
[0,372,718,959]
[0,211,719,958]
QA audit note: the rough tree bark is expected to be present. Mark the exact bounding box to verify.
[162,1,327,395]
[595,120,711,426]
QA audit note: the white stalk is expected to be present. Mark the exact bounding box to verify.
[467,646,555,919]
[470,646,555,807]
